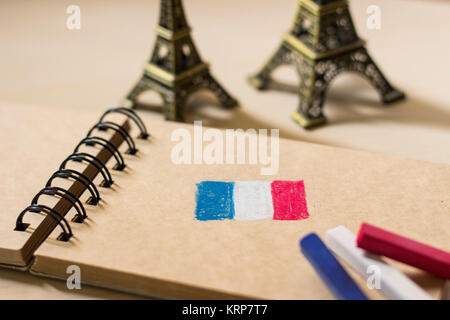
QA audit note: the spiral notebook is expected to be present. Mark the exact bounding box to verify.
[0,102,449,299]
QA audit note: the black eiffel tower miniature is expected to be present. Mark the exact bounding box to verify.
[124,0,238,121]
[249,0,405,129]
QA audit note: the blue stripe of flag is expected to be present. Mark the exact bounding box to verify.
[195,181,235,221]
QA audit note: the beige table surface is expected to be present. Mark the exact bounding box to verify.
[0,0,449,299]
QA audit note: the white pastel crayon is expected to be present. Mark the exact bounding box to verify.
[326,225,433,300]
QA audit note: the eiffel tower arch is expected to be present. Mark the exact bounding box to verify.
[124,0,238,121]
[249,0,405,129]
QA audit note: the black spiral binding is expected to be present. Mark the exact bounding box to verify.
[16,205,73,242]
[32,186,87,223]
[87,121,138,155]
[99,107,149,139]
[60,152,114,188]
[47,169,101,205]
[14,107,146,242]
[75,136,126,171]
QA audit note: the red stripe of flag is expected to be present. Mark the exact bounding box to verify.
[271,180,309,221]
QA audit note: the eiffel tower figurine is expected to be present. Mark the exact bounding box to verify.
[249,0,405,129]
[124,0,238,121]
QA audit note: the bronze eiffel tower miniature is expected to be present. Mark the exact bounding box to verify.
[124,0,238,121]
[249,0,405,129]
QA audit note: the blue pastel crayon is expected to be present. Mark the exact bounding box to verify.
[300,233,368,300]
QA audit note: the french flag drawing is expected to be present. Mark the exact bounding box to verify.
[195,180,309,221]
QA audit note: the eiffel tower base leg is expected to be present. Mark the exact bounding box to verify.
[292,61,327,130]
[122,77,158,109]
[123,70,238,122]
[251,44,405,129]
[297,47,405,129]
[197,72,239,110]
[248,45,292,91]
